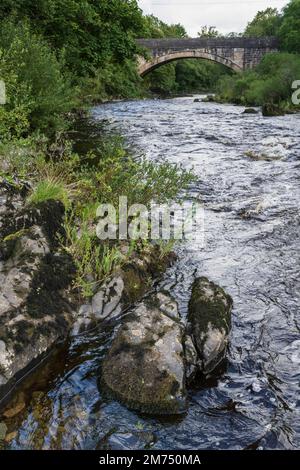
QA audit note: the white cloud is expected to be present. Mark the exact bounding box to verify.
[138,0,288,36]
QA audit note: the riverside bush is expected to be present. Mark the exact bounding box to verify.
[78,59,144,103]
[216,53,300,110]
[0,20,74,140]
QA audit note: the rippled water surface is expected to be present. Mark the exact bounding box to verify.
[4,97,300,450]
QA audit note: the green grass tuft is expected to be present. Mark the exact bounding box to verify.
[27,179,71,208]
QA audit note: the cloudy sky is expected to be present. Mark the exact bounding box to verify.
[139,0,288,36]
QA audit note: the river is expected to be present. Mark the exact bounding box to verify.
[4,96,300,450]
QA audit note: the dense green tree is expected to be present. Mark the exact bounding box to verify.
[279,0,300,53]
[0,0,145,74]
[144,63,178,95]
[244,8,281,37]
[216,52,300,110]
[0,20,74,138]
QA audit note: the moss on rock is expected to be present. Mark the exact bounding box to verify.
[101,293,187,415]
[188,277,233,374]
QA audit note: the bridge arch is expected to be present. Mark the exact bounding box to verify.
[138,50,243,77]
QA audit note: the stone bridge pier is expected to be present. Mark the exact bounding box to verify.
[136,37,279,76]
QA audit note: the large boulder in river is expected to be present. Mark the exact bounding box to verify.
[101,292,187,415]
[187,277,232,375]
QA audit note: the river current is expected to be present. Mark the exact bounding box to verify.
[5,96,300,450]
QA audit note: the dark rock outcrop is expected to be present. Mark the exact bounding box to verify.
[0,180,177,400]
[101,279,233,414]
[243,108,258,114]
[101,292,187,415]
[187,277,232,375]
[0,180,76,395]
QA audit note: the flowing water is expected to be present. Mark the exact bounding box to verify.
[2,96,300,450]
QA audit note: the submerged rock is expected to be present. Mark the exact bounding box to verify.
[187,277,232,375]
[101,292,187,415]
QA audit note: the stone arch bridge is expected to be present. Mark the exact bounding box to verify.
[136,37,279,76]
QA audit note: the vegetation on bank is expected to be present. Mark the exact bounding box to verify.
[216,52,300,113]
[215,1,300,113]
[0,132,194,298]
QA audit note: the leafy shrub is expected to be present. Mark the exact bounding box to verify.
[0,1,145,75]
[216,53,300,109]
[244,8,281,38]
[0,20,74,140]
[79,59,144,103]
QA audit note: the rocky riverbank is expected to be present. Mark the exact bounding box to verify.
[0,176,233,419]
[0,177,176,404]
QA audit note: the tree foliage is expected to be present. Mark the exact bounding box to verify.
[1,0,300,137]
[0,0,145,75]
[0,20,74,139]
[216,53,300,109]
[279,0,300,54]
[197,26,219,38]
[142,14,187,38]
[244,8,281,37]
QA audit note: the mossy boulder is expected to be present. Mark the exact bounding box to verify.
[262,104,284,117]
[101,292,187,415]
[187,277,232,375]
